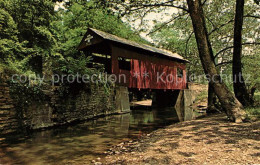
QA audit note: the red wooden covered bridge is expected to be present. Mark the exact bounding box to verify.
[78,28,190,111]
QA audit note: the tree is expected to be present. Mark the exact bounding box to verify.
[0,8,21,62]
[242,48,260,98]
[53,0,148,57]
[2,0,56,74]
[50,0,148,74]
[108,0,248,121]
[0,1,32,69]
[233,0,253,106]
[186,0,246,122]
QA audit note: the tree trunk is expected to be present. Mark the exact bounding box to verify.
[186,0,246,122]
[233,0,253,106]
[207,30,218,113]
[207,82,218,113]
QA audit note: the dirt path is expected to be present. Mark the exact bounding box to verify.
[102,114,260,165]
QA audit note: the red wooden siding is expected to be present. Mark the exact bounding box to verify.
[111,45,187,90]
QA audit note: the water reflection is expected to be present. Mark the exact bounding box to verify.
[0,107,184,164]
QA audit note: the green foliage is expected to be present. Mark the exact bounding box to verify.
[10,81,46,103]
[52,0,147,58]
[0,8,29,62]
[245,107,260,120]
[9,80,48,120]
[244,93,260,120]
[3,0,56,50]
[47,0,149,79]
[0,62,20,76]
[0,9,17,40]
[149,0,260,88]
[1,0,57,74]
[0,0,147,79]
[52,54,93,75]
[242,50,260,93]
[150,26,203,77]
[194,90,208,103]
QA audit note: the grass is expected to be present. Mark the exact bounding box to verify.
[245,107,260,120]
[254,92,260,103]
[195,90,208,102]
[245,92,260,120]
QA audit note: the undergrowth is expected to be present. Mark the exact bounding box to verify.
[245,92,260,120]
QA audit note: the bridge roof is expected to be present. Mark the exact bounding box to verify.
[78,28,189,63]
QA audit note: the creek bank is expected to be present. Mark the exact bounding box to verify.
[100,114,260,165]
[0,81,119,137]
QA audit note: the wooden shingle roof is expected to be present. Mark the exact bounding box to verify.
[78,28,189,63]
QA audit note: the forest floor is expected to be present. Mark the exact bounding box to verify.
[101,114,260,165]
[93,84,260,165]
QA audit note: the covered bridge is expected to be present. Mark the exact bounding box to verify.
[78,28,189,90]
[78,28,191,112]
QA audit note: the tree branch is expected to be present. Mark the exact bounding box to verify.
[206,16,215,28]
[138,6,157,28]
[206,15,258,36]
[216,61,233,67]
[130,4,189,12]
[114,0,189,13]
[209,19,234,36]
[147,13,188,36]
[244,14,260,19]
[185,32,194,57]
[214,42,260,59]
[202,0,208,6]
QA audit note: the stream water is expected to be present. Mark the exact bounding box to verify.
[0,107,201,165]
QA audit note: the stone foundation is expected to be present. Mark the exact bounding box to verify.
[0,82,128,135]
[0,83,19,135]
[175,89,196,121]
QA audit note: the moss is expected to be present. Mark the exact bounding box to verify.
[9,81,48,122]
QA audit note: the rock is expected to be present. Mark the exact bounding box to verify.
[94,162,102,165]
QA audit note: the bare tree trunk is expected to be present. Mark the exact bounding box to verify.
[207,82,218,112]
[233,0,253,106]
[186,0,246,122]
[207,30,218,113]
